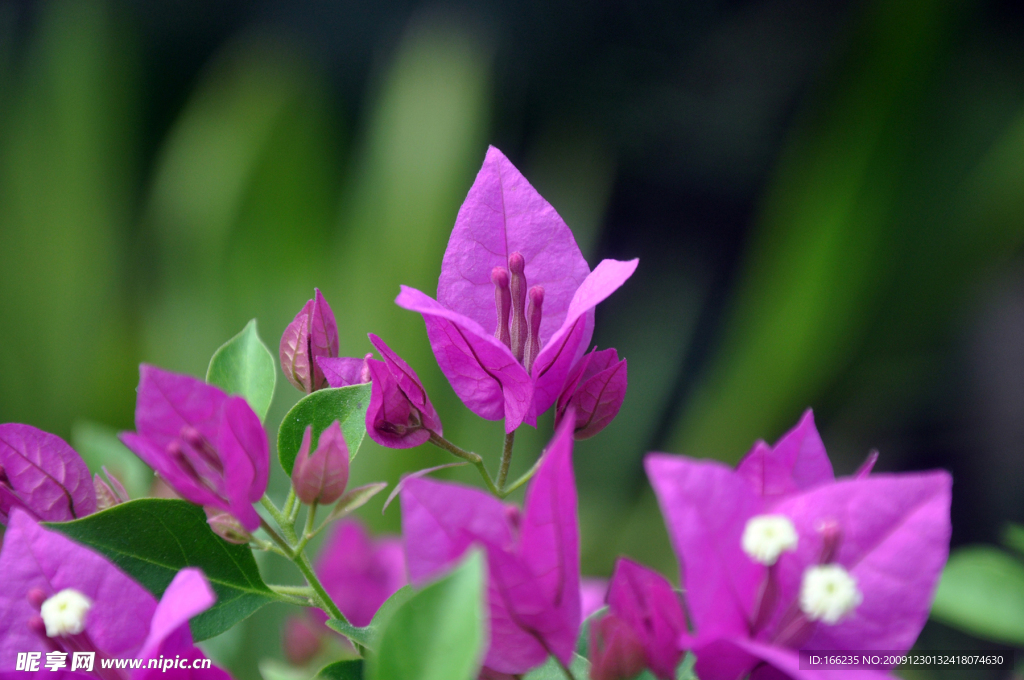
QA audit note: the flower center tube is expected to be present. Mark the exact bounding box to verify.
[492,252,546,372]
[27,588,127,680]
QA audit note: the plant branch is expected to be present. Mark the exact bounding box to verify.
[497,430,516,490]
[428,431,502,496]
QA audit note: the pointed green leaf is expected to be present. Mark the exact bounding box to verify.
[315,660,364,680]
[931,546,1024,645]
[44,498,276,641]
[207,319,277,421]
[278,383,372,474]
[367,550,486,680]
[326,585,414,651]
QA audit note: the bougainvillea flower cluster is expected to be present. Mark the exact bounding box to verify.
[119,366,269,531]
[396,146,636,433]
[645,411,951,680]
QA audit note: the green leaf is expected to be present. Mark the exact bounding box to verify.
[315,660,364,680]
[45,498,276,641]
[327,585,414,650]
[367,550,486,680]
[207,319,277,421]
[278,383,372,475]
[930,546,1024,645]
[522,654,591,680]
[676,653,698,680]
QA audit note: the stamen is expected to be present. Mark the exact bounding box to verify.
[817,519,842,564]
[799,564,862,624]
[492,266,512,348]
[27,588,48,609]
[742,514,798,566]
[40,589,92,637]
[508,252,528,362]
[180,426,224,474]
[524,286,544,372]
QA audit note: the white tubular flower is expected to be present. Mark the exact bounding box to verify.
[741,514,798,566]
[40,589,92,637]
[799,564,862,624]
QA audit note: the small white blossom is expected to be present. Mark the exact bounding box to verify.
[741,514,798,566]
[799,564,862,624]
[40,589,92,637]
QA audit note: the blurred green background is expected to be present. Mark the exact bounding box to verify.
[2,0,1024,677]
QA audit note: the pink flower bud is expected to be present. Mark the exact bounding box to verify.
[555,348,628,439]
[283,616,323,666]
[280,289,340,393]
[205,509,252,544]
[291,422,350,505]
[93,469,130,511]
[589,614,647,680]
[365,334,442,449]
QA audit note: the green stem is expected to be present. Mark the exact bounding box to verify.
[284,488,299,523]
[497,431,516,490]
[295,503,317,554]
[258,516,293,558]
[268,584,316,597]
[499,452,544,497]
[428,431,502,496]
[293,550,347,622]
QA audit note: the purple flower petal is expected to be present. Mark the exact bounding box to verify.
[555,348,628,440]
[517,413,580,665]
[121,366,267,531]
[645,454,763,639]
[606,559,685,680]
[736,410,834,502]
[369,334,442,434]
[309,289,340,390]
[0,510,156,660]
[437,146,591,348]
[318,355,371,388]
[366,359,431,449]
[0,424,96,523]
[133,365,228,449]
[395,286,532,430]
[280,298,314,393]
[769,472,952,653]
[531,258,639,419]
[137,568,216,660]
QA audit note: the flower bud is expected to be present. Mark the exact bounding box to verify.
[206,509,252,545]
[365,334,442,449]
[280,289,340,393]
[291,422,350,505]
[589,614,647,680]
[94,467,130,511]
[283,616,323,667]
[555,348,627,439]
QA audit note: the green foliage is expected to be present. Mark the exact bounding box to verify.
[314,660,364,680]
[278,383,371,474]
[366,551,486,680]
[45,498,276,641]
[930,546,1024,645]
[207,319,277,421]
